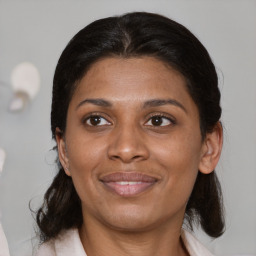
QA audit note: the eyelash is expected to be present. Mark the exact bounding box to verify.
[82,112,176,127]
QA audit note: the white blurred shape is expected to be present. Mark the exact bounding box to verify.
[11,62,40,99]
[0,221,10,256]
[0,148,6,174]
[9,91,29,112]
[9,62,40,112]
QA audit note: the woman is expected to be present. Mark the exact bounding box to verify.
[36,12,224,256]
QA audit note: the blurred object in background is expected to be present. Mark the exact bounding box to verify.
[9,62,40,112]
[0,148,6,174]
[0,220,10,256]
[0,149,9,256]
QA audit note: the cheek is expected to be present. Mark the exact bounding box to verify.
[151,130,202,195]
[67,133,106,168]
[153,129,202,169]
[65,136,107,196]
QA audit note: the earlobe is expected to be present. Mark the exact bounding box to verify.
[56,128,71,176]
[199,122,223,174]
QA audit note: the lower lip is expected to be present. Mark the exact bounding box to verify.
[102,181,155,197]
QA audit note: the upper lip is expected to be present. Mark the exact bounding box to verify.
[100,172,158,183]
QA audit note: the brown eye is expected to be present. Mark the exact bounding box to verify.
[85,116,110,126]
[145,115,173,127]
[151,116,163,126]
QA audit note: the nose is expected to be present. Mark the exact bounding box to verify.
[107,125,149,163]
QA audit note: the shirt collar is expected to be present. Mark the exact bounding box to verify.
[53,228,214,256]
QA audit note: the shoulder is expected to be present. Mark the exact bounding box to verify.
[36,239,56,256]
[181,229,215,256]
[36,237,57,256]
[36,228,86,256]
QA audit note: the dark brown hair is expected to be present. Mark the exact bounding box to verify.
[36,12,225,242]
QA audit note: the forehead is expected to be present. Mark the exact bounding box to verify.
[72,57,191,103]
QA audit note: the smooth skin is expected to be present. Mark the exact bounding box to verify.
[56,57,222,256]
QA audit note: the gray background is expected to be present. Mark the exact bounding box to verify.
[0,0,255,255]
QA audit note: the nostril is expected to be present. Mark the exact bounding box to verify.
[109,152,148,163]
[107,130,149,162]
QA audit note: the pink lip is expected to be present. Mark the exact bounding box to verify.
[100,172,158,197]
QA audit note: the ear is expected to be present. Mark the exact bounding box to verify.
[199,122,223,174]
[56,127,71,176]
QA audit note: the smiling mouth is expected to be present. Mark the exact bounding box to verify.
[100,172,158,197]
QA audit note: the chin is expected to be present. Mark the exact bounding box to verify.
[97,205,169,233]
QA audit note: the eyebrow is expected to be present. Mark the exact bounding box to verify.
[143,99,187,113]
[76,98,187,113]
[76,99,112,109]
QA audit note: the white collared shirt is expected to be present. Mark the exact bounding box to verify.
[36,228,214,256]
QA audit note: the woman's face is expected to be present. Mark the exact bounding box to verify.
[57,57,212,232]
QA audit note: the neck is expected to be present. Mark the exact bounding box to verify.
[79,218,189,256]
